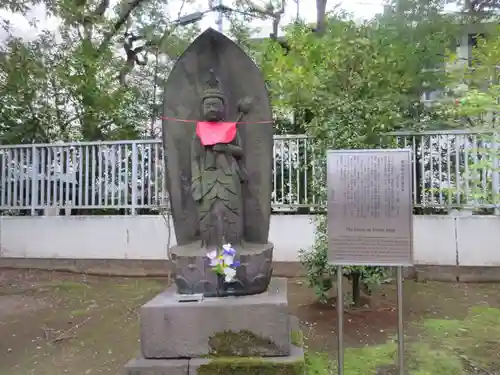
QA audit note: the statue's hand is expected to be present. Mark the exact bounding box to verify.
[191,182,203,202]
[212,143,228,152]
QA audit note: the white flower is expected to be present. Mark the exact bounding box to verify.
[222,254,234,266]
[223,267,236,283]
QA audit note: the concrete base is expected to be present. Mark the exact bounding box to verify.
[140,278,290,359]
[124,358,189,375]
[171,241,274,297]
[124,345,305,375]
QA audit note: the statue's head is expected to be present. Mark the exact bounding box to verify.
[202,69,225,122]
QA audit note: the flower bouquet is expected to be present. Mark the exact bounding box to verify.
[207,243,240,283]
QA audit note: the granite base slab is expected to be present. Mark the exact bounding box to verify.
[189,345,305,374]
[124,358,189,375]
[124,345,305,375]
[140,278,290,359]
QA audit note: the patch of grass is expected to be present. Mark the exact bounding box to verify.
[422,318,463,336]
[306,307,500,375]
[422,306,500,371]
[306,343,395,375]
[291,329,304,348]
[343,342,396,375]
[305,352,335,374]
[304,343,395,375]
[69,308,91,317]
[49,280,90,292]
[408,343,463,375]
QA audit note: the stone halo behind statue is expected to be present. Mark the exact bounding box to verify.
[161,28,274,297]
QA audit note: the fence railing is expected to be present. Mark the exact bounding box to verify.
[388,129,500,213]
[1,130,499,215]
[0,135,318,214]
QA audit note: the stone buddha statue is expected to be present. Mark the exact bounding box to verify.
[162,28,274,297]
[190,70,248,250]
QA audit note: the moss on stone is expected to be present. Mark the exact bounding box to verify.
[208,330,280,357]
[291,330,304,348]
[197,357,305,375]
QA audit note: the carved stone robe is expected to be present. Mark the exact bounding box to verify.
[190,131,246,249]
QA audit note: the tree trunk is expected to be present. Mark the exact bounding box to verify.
[316,0,328,35]
[352,272,362,307]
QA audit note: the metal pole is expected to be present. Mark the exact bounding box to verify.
[396,266,405,375]
[217,0,223,32]
[337,266,344,375]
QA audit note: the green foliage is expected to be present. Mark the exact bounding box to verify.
[299,215,391,305]
[262,10,455,304]
[435,27,500,209]
[0,0,200,143]
[441,26,500,127]
[298,215,336,303]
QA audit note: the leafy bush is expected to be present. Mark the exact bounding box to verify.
[299,215,390,306]
[262,16,453,306]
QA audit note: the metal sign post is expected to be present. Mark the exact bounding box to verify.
[326,149,413,375]
[336,265,344,375]
[397,266,404,373]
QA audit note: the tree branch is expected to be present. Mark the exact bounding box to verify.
[239,0,286,37]
[98,0,148,53]
[94,0,110,17]
[116,0,188,85]
[155,0,187,51]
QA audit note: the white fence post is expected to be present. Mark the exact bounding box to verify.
[30,144,38,216]
[131,142,138,215]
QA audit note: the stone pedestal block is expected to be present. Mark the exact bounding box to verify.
[124,346,305,375]
[140,278,290,359]
[171,241,273,297]
[189,345,305,375]
[124,358,189,375]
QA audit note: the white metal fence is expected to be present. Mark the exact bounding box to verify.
[389,129,500,213]
[1,130,499,215]
[0,135,317,214]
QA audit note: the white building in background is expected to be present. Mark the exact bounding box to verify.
[422,19,499,104]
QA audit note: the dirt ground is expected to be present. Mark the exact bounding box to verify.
[1,269,500,375]
[288,277,500,352]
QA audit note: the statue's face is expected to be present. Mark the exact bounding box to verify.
[203,97,224,122]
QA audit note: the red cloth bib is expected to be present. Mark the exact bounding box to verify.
[196,121,237,146]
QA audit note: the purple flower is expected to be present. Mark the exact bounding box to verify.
[206,250,219,267]
[222,243,236,257]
